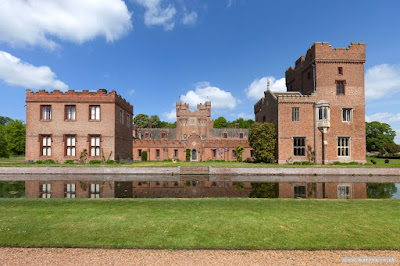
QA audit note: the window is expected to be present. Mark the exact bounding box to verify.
[174,149,178,157]
[66,184,76,198]
[239,133,244,139]
[294,185,306,198]
[232,150,236,158]
[337,137,350,156]
[293,137,306,156]
[90,105,100,120]
[41,135,51,156]
[90,135,100,156]
[65,135,76,156]
[223,132,228,138]
[342,108,352,122]
[144,132,150,139]
[41,184,51,198]
[138,149,142,157]
[126,115,130,127]
[161,132,166,139]
[90,184,100,198]
[156,149,160,158]
[250,150,254,157]
[65,105,76,120]
[41,105,51,120]
[338,67,343,75]
[318,107,328,120]
[336,81,345,95]
[263,116,266,122]
[212,149,216,158]
[338,185,351,199]
[292,107,300,121]
[119,110,124,124]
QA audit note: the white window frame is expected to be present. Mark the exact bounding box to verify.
[41,105,51,120]
[41,184,51,198]
[90,184,100,198]
[90,136,101,157]
[42,136,52,156]
[337,184,351,199]
[342,108,352,122]
[66,184,76,198]
[66,105,76,120]
[90,106,100,121]
[66,135,76,156]
[337,137,350,157]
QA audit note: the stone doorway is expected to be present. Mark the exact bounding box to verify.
[191,149,198,161]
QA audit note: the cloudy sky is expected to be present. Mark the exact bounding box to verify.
[0,0,399,142]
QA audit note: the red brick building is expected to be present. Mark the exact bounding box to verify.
[25,89,133,163]
[133,101,252,161]
[255,42,367,164]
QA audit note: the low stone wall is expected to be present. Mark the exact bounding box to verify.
[0,166,398,176]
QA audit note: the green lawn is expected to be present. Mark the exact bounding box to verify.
[0,198,399,249]
[0,155,399,167]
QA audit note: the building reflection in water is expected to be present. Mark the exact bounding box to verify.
[23,180,374,199]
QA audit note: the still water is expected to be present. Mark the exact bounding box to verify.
[1,175,399,199]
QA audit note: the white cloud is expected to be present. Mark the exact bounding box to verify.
[182,11,197,25]
[180,82,237,110]
[128,89,136,96]
[227,0,235,8]
[235,112,254,120]
[365,64,400,100]
[133,0,177,31]
[245,76,286,100]
[0,0,132,49]
[163,108,176,122]
[365,112,400,124]
[0,51,68,91]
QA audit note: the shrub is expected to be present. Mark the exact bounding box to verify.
[64,160,75,164]
[43,159,56,164]
[186,149,190,161]
[370,159,377,165]
[106,160,115,164]
[141,151,147,161]
[35,160,44,164]
[79,149,88,163]
[385,159,390,164]
[186,180,191,186]
[301,161,314,165]
[89,160,101,164]
[293,161,302,165]
[248,122,276,163]
[235,146,244,162]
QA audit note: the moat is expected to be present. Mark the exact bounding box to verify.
[1,174,399,199]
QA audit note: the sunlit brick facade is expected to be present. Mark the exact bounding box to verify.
[25,89,133,163]
[255,42,367,164]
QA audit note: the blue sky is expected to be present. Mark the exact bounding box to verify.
[0,0,400,142]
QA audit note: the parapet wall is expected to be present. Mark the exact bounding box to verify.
[26,89,133,113]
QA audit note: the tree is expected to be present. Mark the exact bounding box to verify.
[0,116,12,125]
[213,117,228,128]
[228,118,255,129]
[149,115,161,128]
[133,114,150,128]
[382,142,399,154]
[3,120,25,155]
[235,145,244,162]
[249,183,278,198]
[248,122,276,163]
[366,121,397,151]
[0,125,9,158]
[159,121,177,128]
[367,183,397,199]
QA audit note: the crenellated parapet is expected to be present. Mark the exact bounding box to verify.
[26,89,133,113]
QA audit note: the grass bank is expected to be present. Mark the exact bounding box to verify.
[1,198,399,249]
[0,156,399,167]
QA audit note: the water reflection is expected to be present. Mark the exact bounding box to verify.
[0,180,396,199]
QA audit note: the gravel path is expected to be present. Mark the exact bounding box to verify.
[0,248,399,265]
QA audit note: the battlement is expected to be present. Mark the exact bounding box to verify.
[26,89,133,113]
[286,42,366,75]
[176,101,212,118]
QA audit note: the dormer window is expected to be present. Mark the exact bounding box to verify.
[239,133,244,139]
[161,132,166,139]
[144,132,150,139]
[223,133,228,138]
